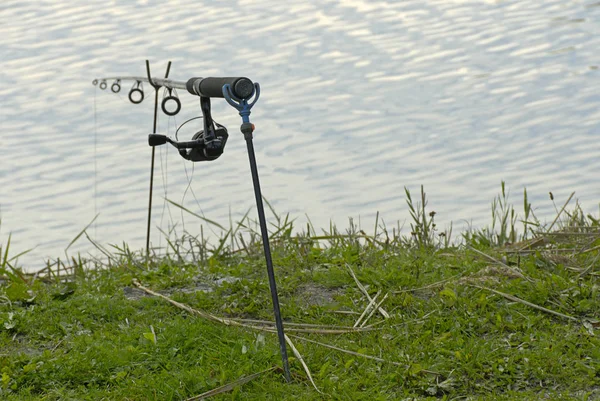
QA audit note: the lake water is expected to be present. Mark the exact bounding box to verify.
[1,0,599,270]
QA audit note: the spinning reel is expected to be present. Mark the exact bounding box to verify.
[148,96,229,162]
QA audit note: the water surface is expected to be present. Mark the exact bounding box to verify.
[1,0,599,269]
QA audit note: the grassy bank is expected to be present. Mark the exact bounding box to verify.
[1,185,600,400]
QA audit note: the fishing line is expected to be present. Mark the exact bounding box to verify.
[165,118,176,227]
[157,98,180,249]
[158,102,177,246]
[172,110,209,233]
[93,86,98,241]
[181,161,195,233]
[157,107,167,251]
[114,92,134,105]
[179,101,211,233]
[161,88,177,231]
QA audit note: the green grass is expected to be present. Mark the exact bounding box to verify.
[1,184,600,400]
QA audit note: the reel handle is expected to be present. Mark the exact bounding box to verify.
[148,134,203,149]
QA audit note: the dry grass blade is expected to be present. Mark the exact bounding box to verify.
[131,279,373,334]
[330,310,361,315]
[546,191,575,233]
[133,279,225,323]
[284,334,322,394]
[467,246,532,282]
[229,318,362,330]
[287,334,440,376]
[544,232,600,236]
[578,254,600,278]
[579,243,600,255]
[66,214,99,251]
[346,263,390,319]
[308,234,386,247]
[284,327,375,334]
[393,274,461,294]
[185,366,278,400]
[165,198,226,231]
[361,293,389,328]
[85,232,115,262]
[508,248,577,255]
[515,237,546,253]
[354,290,380,328]
[470,284,579,322]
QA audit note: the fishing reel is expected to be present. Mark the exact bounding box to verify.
[148,95,228,162]
[148,124,228,162]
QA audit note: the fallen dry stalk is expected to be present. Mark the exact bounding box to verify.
[578,254,600,278]
[346,264,390,319]
[467,246,532,282]
[131,279,371,335]
[580,243,600,255]
[287,334,440,376]
[228,317,361,331]
[354,290,381,327]
[284,334,322,393]
[469,284,579,322]
[393,274,461,294]
[361,293,389,328]
[185,366,278,400]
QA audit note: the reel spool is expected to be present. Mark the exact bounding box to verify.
[179,124,228,162]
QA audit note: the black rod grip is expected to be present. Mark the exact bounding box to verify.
[185,77,254,99]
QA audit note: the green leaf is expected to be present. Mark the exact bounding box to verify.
[3,312,16,330]
[5,282,29,302]
[143,332,156,344]
[408,363,423,376]
[143,325,157,344]
[52,283,77,301]
[1,372,10,389]
[23,363,37,373]
[439,288,457,307]
[318,361,331,379]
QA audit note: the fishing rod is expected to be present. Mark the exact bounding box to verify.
[93,61,291,383]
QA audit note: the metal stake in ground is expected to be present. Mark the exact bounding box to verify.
[223,83,292,383]
[144,60,172,263]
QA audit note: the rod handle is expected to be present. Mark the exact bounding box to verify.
[186,77,254,99]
